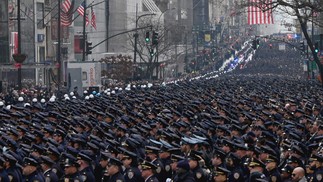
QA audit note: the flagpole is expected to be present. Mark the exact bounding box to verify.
[57,0,62,91]
[82,0,87,62]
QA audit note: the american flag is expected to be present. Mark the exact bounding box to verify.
[61,0,74,26]
[248,0,274,25]
[91,6,97,30]
[77,1,89,26]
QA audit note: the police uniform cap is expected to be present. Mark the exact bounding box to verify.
[140,160,157,170]
[188,150,203,161]
[77,150,93,162]
[118,147,137,159]
[108,157,123,166]
[63,154,79,167]
[171,154,185,162]
[100,151,111,160]
[249,157,265,168]
[53,129,65,137]
[287,156,302,165]
[3,153,17,163]
[106,145,119,154]
[145,146,160,154]
[213,148,226,159]
[40,155,55,165]
[309,154,323,162]
[176,159,190,171]
[281,165,294,174]
[87,142,99,151]
[266,154,279,163]
[23,157,39,167]
[46,145,60,156]
[214,167,230,176]
[32,144,44,154]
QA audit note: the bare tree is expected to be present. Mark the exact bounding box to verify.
[125,16,182,80]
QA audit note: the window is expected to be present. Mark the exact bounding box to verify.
[82,72,87,80]
[37,2,44,29]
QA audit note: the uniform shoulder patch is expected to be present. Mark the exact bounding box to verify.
[33,180,39,182]
[64,178,69,182]
[127,171,134,179]
[9,175,13,182]
[234,172,240,179]
[45,177,51,182]
[165,165,171,172]
[317,174,322,181]
[116,180,123,182]
[156,166,161,173]
[74,180,80,182]
[52,168,57,173]
[196,172,202,179]
[81,175,87,181]
[271,176,277,182]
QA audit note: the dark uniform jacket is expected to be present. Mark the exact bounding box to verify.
[44,168,59,182]
[103,171,125,182]
[173,171,196,182]
[145,175,159,182]
[24,170,45,182]
[79,166,95,182]
[124,166,144,182]
[62,172,84,182]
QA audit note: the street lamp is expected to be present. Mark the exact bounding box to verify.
[133,13,155,80]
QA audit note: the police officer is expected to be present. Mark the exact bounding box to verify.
[0,156,10,182]
[265,155,282,182]
[40,155,59,182]
[103,157,125,182]
[3,153,22,182]
[119,148,144,182]
[145,146,165,182]
[62,154,84,182]
[140,160,159,182]
[212,167,230,182]
[172,160,195,182]
[22,157,45,182]
[247,158,268,182]
[188,151,207,182]
[77,150,95,182]
[308,154,323,182]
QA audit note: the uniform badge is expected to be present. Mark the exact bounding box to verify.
[9,175,13,182]
[45,177,51,182]
[64,178,69,182]
[196,172,202,179]
[52,168,57,173]
[165,165,171,172]
[81,175,87,181]
[271,176,277,182]
[234,173,240,179]
[127,171,134,179]
[156,166,161,173]
[317,174,322,181]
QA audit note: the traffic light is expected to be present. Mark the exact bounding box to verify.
[145,31,150,43]
[300,41,305,52]
[150,48,154,56]
[315,42,319,53]
[86,41,93,55]
[152,31,159,46]
[252,40,257,49]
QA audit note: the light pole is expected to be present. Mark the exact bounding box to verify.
[133,9,155,80]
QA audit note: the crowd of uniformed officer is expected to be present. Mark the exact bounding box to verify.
[0,41,322,182]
